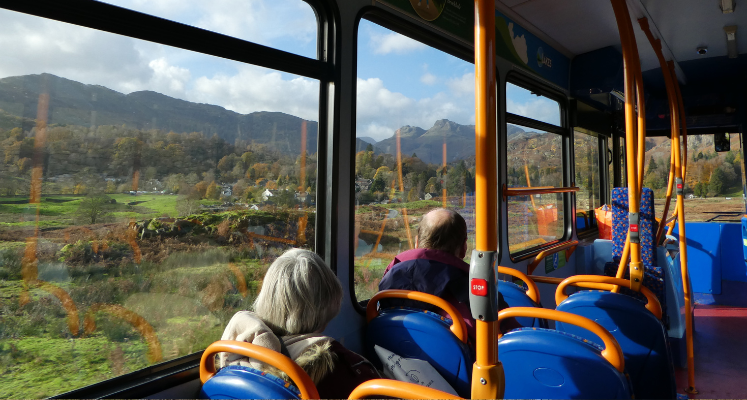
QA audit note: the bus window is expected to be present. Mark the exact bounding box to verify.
[353,19,475,301]
[608,136,614,197]
[0,8,319,398]
[574,129,601,232]
[506,83,561,126]
[645,134,743,222]
[505,81,566,255]
[98,0,318,59]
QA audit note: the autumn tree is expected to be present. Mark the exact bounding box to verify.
[205,181,220,200]
[76,194,112,224]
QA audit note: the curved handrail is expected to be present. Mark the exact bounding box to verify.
[348,379,463,399]
[555,275,663,320]
[497,267,540,304]
[526,240,578,275]
[497,307,625,373]
[200,340,319,400]
[367,290,468,343]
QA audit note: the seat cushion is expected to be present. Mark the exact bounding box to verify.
[499,328,632,399]
[199,365,301,399]
[366,308,472,398]
[556,291,677,399]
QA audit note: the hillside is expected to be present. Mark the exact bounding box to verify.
[0,73,318,154]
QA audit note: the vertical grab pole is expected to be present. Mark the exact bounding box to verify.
[668,60,697,395]
[610,0,644,291]
[470,0,503,398]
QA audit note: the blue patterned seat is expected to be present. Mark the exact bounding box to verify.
[604,187,666,319]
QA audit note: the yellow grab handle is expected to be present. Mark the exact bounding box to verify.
[367,290,468,343]
[200,340,319,400]
[498,307,625,373]
[555,275,663,320]
[348,379,463,399]
[498,266,540,304]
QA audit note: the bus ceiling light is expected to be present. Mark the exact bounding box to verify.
[720,0,736,13]
[724,26,738,58]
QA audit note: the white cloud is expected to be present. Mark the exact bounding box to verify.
[356,77,475,141]
[446,72,475,98]
[192,65,319,121]
[148,58,191,94]
[506,98,561,126]
[420,72,437,85]
[101,0,317,56]
[370,31,426,55]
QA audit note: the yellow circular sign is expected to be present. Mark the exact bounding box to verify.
[408,0,447,21]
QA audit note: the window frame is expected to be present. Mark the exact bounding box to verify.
[504,72,572,262]
[0,0,334,398]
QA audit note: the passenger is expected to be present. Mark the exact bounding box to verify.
[378,208,520,340]
[219,249,379,398]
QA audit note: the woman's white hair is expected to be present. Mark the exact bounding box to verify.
[253,248,343,335]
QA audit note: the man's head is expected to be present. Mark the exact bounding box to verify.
[416,208,468,258]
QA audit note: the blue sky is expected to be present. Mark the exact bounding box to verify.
[0,0,558,142]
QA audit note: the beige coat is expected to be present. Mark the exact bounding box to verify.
[218,311,336,384]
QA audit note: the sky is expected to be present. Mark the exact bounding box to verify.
[0,0,559,143]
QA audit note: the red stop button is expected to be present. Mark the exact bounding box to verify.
[630,224,639,233]
[471,278,488,296]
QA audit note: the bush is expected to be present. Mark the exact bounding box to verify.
[0,249,22,280]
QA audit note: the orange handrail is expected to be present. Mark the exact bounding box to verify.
[473,0,502,398]
[526,240,578,275]
[348,379,463,399]
[555,275,663,320]
[497,267,540,304]
[200,340,319,399]
[610,0,644,292]
[504,186,579,198]
[526,275,564,285]
[638,17,696,393]
[498,308,625,373]
[367,290,468,343]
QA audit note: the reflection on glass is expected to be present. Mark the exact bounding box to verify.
[98,0,318,59]
[353,20,476,301]
[608,137,614,197]
[0,11,318,398]
[506,124,565,253]
[574,130,600,231]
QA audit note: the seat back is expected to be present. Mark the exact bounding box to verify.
[499,328,632,399]
[607,187,667,318]
[556,291,676,399]
[199,366,301,399]
[366,308,472,398]
[498,280,545,327]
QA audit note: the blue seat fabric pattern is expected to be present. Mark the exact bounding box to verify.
[556,291,677,399]
[366,307,472,398]
[605,187,666,318]
[498,328,632,399]
[199,365,301,399]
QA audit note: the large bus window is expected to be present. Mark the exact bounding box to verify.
[574,129,601,232]
[0,9,319,398]
[99,0,318,59]
[505,80,566,255]
[353,19,475,301]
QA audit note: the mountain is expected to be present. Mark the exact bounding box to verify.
[0,73,318,154]
[372,120,542,164]
[374,120,474,164]
[357,136,377,145]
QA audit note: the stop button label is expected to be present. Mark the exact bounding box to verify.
[471,278,488,296]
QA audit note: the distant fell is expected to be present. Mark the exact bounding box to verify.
[0,73,318,154]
